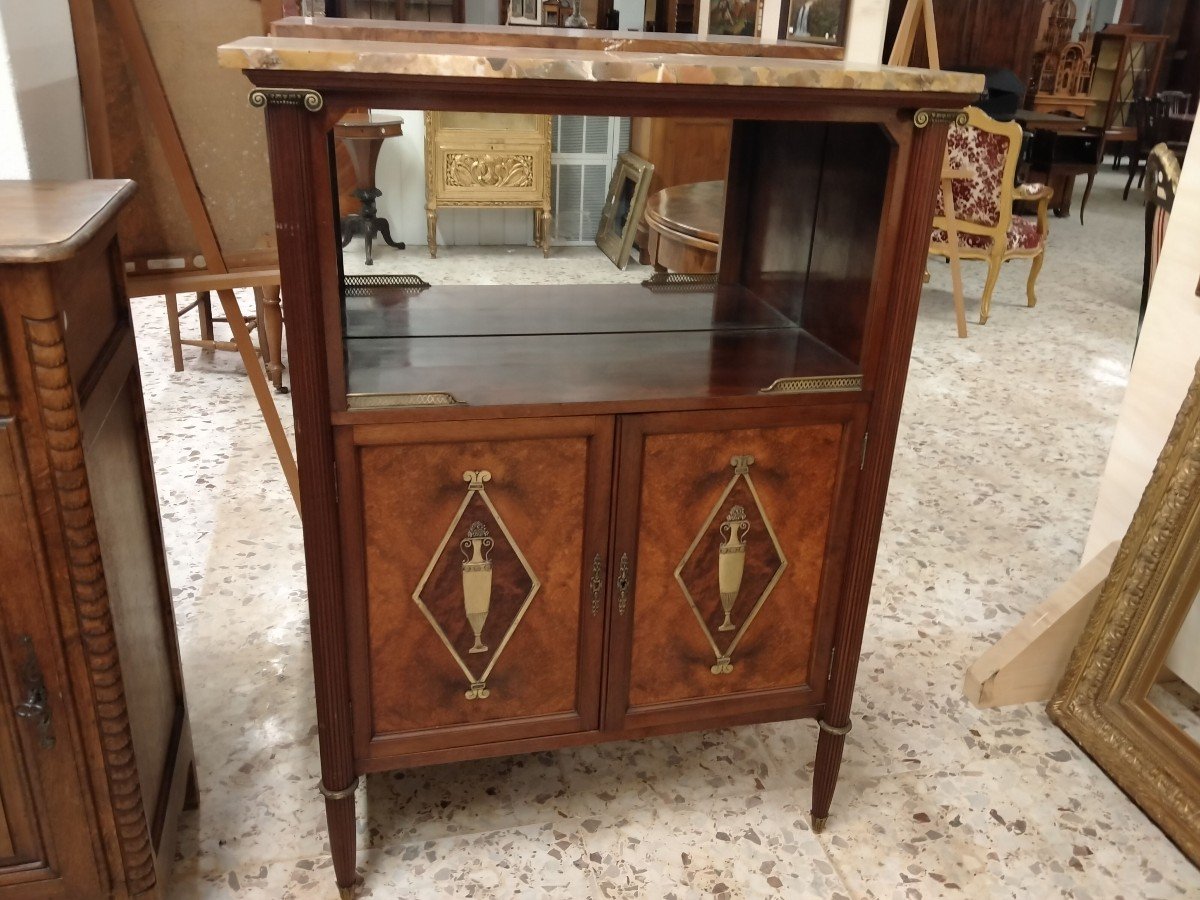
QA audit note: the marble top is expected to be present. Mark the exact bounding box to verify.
[218,34,983,96]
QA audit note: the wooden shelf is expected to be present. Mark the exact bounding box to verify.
[345,327,857,407]
[343,281,798,338]
[341,281,861,407]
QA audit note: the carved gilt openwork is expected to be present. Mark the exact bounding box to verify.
[412,470,541,700]
[445,153,536,189]
[674,455,788,675]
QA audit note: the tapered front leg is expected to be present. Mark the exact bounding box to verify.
[810,718,852,832]
[321,779,360,897]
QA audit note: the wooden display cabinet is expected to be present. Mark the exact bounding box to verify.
[222,19,980,896]
[1087,26,1169,141]
[0,181,194,898]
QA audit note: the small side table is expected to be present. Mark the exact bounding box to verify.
[335,113,406,265]
[644,180,723,275]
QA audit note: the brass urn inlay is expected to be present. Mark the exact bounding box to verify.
[718,506,749,632]
[461,521,494,654]
[412,470,541,700]
[674,455,788,675]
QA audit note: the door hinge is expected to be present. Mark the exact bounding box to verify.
[860,432,869,470]
[827,646,837,682]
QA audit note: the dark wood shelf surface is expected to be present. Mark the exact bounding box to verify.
[345,327,858,407]
[342,282,798,339]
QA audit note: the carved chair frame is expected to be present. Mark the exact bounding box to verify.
[1049,361,1200,866]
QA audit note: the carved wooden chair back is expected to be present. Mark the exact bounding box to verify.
[1140,143,1182,337]
[929,106,1053,328]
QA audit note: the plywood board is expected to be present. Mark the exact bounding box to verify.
[87,0,277,266]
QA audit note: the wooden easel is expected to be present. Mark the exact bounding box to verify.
[889,0,970,336]
[67,0,300,512]
[888,0,940,70]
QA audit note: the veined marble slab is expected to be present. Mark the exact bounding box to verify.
[218,34,983,96]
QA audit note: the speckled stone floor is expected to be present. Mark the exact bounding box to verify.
[147,168,1200,899]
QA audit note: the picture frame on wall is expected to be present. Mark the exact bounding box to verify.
[508,0,543,25]
[595,151,654,270]
[709,0,762,37]
[784,0,846,44]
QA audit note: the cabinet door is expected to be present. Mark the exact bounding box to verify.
[340,416,613,762]
[0,419,101,897]
[606,405,866,732]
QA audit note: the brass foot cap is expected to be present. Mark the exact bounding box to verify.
[337,876,364,899]
[811,815,828,834]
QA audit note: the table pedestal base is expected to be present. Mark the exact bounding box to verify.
[340,187,405,266]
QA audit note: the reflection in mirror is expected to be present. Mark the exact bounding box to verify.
[1150,598,1200,745]
[328,110,884,409]
[331,109,728,287]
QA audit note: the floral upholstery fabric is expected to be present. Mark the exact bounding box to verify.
[935,120,1009,228]
[930,118,1044,254]
[932,216,1042,252]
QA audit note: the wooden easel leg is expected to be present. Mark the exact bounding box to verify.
[941,177,967,338]
[166,292,185,371]
[261,285,286,394]
[198,290,214,344]
[216,288,300,512]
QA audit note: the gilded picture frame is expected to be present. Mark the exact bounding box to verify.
[1048,361,1200,866]
[595,151,654,270]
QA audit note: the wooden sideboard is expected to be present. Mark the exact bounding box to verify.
[223,20,981,897]
[0,181,194,898]
[423,110,552,258]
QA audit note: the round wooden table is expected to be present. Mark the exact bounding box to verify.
[334,113,406,265]
[645,180,723,275]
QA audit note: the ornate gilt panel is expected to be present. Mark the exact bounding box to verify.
[424,111,551,208]
[445,153,536,190]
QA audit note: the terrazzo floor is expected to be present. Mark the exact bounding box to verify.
[144,167,1200,899]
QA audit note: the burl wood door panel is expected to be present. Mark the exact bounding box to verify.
[607,405,866,730]
[341,416,613,763]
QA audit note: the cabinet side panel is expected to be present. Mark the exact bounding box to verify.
[83,369,179,829]
[628,422,844,706]
[362,435,591,735]
[49,247,122,398]
[801,125,890,364]
[731,121,826,326]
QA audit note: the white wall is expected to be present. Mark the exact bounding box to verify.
[0,8,27,179]
[369,109,538,251]
[0,0,89,181]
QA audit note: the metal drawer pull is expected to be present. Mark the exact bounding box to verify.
[16,636,54,749]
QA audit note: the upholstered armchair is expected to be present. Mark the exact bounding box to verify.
[929,106,1053,328]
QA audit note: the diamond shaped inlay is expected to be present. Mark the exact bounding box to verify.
[412,470,541,700]
[674,455,788,675]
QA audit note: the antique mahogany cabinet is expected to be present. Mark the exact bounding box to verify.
[221,20,980,895]
[0,181,194,898]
